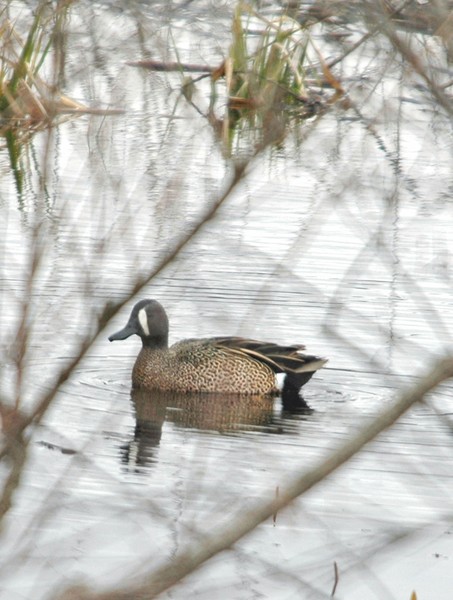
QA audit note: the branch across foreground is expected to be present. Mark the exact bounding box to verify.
[54,357,453,600]
[2,3,452,599]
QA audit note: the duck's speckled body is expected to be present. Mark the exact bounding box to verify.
[109,299,327,395]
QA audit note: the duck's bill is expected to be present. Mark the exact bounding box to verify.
[108,325,136,341]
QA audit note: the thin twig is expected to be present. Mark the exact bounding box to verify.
[331,561,339,596]
[327,0,414,69]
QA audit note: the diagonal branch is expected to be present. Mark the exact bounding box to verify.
[54,356,453,600]
[0,161,248,462]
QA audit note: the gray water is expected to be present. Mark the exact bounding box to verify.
[1,1,453,599]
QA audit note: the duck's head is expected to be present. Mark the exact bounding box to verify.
[108,299,169,348]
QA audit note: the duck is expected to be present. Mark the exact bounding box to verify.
[108,299,327,395]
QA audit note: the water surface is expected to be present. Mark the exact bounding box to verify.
[1,2,453,599]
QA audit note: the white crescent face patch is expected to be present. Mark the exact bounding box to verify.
[138,308,150,336]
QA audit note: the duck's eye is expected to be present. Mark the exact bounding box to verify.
[138,307,150,336]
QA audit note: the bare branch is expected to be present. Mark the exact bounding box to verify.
[53,356,453,600]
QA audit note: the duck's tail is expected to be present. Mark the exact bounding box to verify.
[213,337,328,391]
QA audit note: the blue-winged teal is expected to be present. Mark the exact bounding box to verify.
[109,299,327,395]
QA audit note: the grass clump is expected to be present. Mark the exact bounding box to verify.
[204,3,341,154]
[129,2,344,155]
[0,2,117,195]
[0,3,72,192]
[226,6,313,118]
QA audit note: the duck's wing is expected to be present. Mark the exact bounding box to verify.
[209,337,327,375]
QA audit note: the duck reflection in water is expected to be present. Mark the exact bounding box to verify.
[120,386,315,469]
